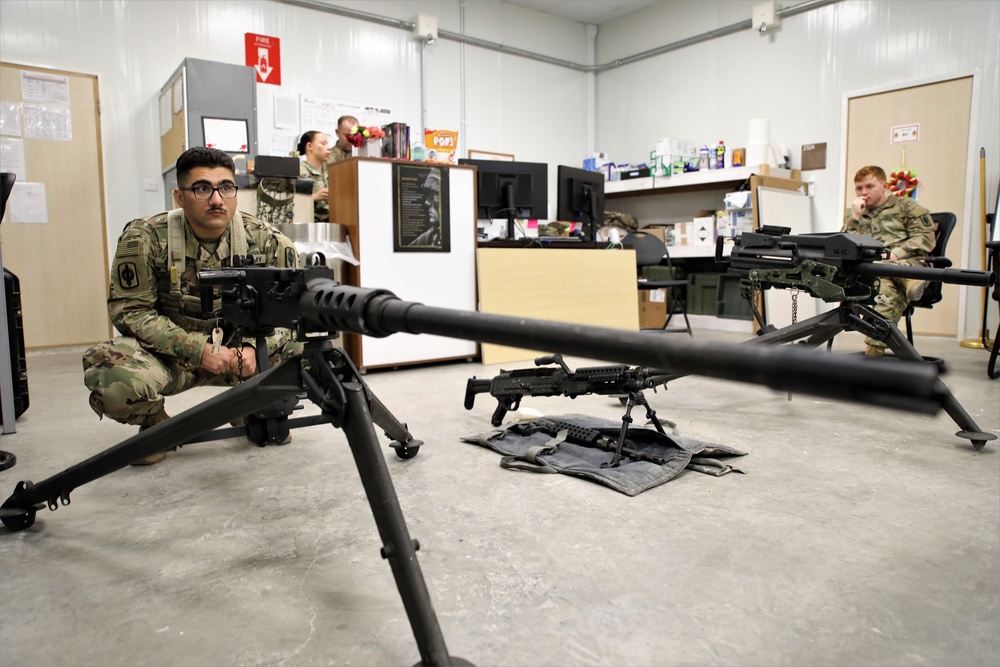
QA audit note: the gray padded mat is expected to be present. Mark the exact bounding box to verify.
[461,413,747,496]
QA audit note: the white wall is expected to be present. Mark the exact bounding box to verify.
[595,0,1000,338]
[0,0,589,253]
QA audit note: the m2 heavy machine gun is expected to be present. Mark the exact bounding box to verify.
[719,227,997,450]
[0,264,956,665]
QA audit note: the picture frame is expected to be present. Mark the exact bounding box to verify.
[467,149,514,162]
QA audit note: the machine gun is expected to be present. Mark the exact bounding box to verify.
[465,354,675,468]
[721,226,994,304]
[0,264,959,666]
[465,354,670,426]
[715,227,996,450]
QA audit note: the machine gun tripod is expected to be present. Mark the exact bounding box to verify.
[721,228,997,450]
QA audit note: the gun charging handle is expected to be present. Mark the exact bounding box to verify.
[534,354,571,373]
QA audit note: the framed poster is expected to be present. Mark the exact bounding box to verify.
[392,162,450,252]
[467,149,514,162]
[202,117,249,153]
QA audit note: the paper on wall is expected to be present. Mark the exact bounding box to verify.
[0,137,26,180]
[0,102,22,137]
[7,182,48,223]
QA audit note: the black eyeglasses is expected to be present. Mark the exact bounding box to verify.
[179,183,238,200]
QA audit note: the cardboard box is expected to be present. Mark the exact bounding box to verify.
[692,216,717,246]
[641,225,667,243]
[638,287,667,328]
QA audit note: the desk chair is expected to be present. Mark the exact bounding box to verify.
[622,230,692,336]
[902,212,956,344]
[0,172,18,470]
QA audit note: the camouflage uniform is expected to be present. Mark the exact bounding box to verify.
[82,209,304,425]
[256,175,295,225]
[329,143,352,164]
[841,195,936,348]
[300,160,329,222]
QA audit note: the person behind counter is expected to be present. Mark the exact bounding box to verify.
[331,115,360,162]
[298,130,331,222]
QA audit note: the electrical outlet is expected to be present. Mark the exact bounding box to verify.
[143,179,157,192]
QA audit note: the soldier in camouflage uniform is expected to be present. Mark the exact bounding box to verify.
[83,147,303,464]
[841,165,936,356]
[330,115,359,164]
[297,130,331,222]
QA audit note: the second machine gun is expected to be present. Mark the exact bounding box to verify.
[465,354,675,468]
[719,227,996,450]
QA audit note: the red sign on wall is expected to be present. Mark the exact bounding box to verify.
[245,33,281,85]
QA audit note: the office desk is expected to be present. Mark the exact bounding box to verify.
[476,247,639,365]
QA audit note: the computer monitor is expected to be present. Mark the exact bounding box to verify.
[556,165,604,242]
[458,158,548,239]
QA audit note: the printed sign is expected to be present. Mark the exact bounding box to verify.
[424,129,459,164]
[891,123,919,144]
[245,33,281,85]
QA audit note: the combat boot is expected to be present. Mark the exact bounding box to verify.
[905,278,928,302]
[132,409,170,466]
[865,344,885,358]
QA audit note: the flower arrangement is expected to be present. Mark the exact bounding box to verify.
[346,125,386,147]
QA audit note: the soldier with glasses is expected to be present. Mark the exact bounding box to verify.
[83,147,303,464]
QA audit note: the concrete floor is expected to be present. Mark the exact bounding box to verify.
[0,330,998,667]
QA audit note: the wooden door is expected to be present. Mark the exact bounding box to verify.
[845,76,973,336]
[0,63,111,348]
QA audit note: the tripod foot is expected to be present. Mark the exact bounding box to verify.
[957,430,998,451]
[1,481,39,531]
[390,439,423,460]
[411,658,475,667]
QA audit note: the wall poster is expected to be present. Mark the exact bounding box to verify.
[392,162,450,253]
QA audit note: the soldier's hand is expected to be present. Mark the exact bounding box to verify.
[851,196,866,220]
[229,346,257,378]
[201,343,235,374]
[313,187,329,202]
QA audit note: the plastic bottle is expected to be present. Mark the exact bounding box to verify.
[698,146,711,171]
[715,140,726,169]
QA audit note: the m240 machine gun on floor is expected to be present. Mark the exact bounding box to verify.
[0,264,958,666]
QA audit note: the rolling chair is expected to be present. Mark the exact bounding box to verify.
[0,172,18,470]
[622,230,692,336]
[901,211,956,344]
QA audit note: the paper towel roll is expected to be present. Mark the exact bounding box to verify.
[748,118,771,145]
[746,118,779,167]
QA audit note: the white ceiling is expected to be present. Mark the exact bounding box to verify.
[501,0,666,26]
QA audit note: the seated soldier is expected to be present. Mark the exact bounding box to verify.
[841,165,936,357]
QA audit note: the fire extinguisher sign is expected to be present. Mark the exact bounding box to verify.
[245,33,281,85]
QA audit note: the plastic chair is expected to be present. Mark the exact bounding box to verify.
[622,230,692,336]
[902,212,956,343]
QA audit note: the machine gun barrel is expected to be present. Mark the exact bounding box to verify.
[853,263,995,287]
[292,274,945,414]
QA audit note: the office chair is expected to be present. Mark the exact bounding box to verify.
[0,172,17,470]
[902,211,956,343]
[622,230,692,336]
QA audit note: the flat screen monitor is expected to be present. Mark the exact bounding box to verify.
[556,165,604,242]
[458,158,548,239]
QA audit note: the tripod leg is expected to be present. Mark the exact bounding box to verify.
[880,323,997,450]
[338,380,455,666]
[1,359,305,531]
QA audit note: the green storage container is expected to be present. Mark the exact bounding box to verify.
[687,272,722,316]
[716,274,753,320]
